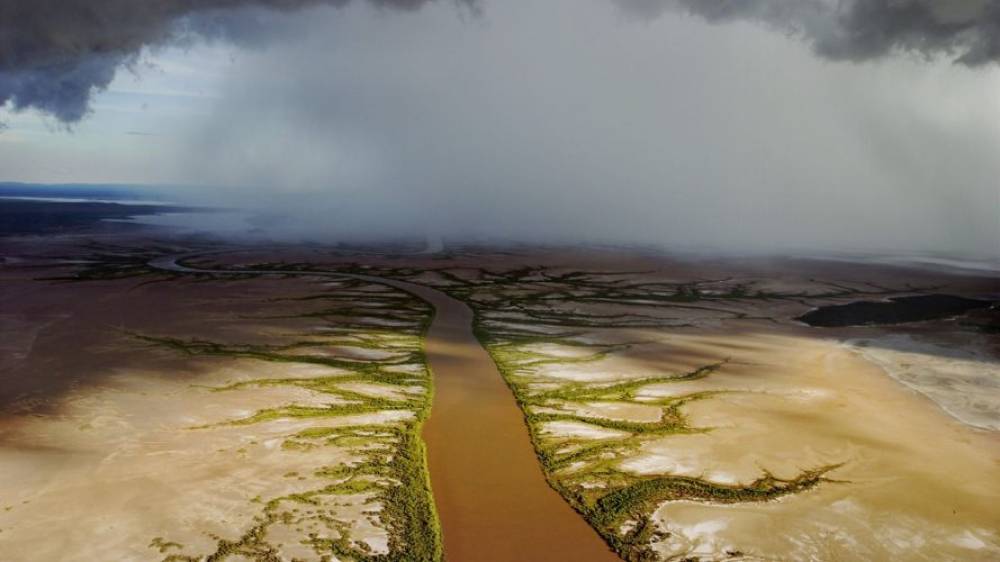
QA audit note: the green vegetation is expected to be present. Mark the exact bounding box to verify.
[582,465,840,560]
[149,537,183,553]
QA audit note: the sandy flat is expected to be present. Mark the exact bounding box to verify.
[540,420,631,440]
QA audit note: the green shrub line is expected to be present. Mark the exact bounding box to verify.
[577,465,841,561]
[133,334,426,375]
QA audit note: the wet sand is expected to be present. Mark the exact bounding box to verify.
[152,256,622,562]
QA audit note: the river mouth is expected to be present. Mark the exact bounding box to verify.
[797,294,995,328]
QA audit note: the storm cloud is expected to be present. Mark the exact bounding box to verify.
[0,0,446,122]
[2,0,1000,122]
[620,0,1000,64]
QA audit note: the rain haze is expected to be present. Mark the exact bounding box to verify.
[2,0,999,255]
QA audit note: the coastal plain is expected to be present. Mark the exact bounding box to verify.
[0,231,997,561]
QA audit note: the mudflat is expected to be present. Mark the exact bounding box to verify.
[1,231,998,561]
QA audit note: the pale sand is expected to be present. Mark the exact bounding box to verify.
[287,344,408,361]
[540,420,631,440]
[569,401,664,423]
[213,361,356,383]
[520,342,601,359]
[336,380,415,401]
[532,359,653,383]
[0,369,379,561]
[619,331,1000,561]
[383,362,426,374]
[481,320,573,334]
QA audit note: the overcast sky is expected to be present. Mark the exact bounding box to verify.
[1,0,998,257]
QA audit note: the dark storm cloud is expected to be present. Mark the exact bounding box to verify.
[619,0,1000,64]
[2,0,998,123]
[0,0,447,122]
